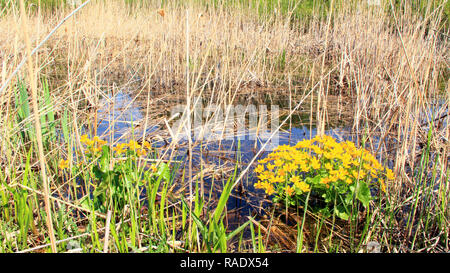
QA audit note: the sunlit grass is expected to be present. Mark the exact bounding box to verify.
[0,0,448,253]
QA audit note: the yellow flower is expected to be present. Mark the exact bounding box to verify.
[258,158,269,164]
[359,170,367,178]
[295,139,312,149]
[271,175,284,183]
[58,159,69,170]
[363,163,372,171]
[265,184,275,195]
[370,168,379,178]
[336,168,347,181]
[113,143,127,155]
[254,136,390,203]
[386,169,395,180]
[285,186,294,196]
[80,134,94,146]
[255,165,264,173]
[274,159,284,167]
[310,157,321,170]
[137,149,147,157]
[312,146,324,155]
[344,177,353,185]
[150,164,158,173]
[282,163,295,174]
[380,179,386,193]
[255,181,264,189]
[128,140,141,150]
[80,134,90,144]
[278,168,286,177]
[300,163,309,172]
[143,141,152,150]
[92,136,108,146]
[321,177,331,185]
[288,163,297,172]
[92,146,102,153]
[275,144,291,152]
[256,181,275,195]
[290,175,300,185]
[297,181,310,193]
[258,171,270,181]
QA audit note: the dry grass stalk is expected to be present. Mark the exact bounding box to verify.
[18,0,57,252]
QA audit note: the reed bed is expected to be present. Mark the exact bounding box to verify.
[0,0,448,253]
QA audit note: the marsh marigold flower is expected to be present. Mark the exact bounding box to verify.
[379,179,386,193]
[255,165,264,173]
[80,134,89,144]
[128,140,141,150]
[310,157,321,169]
[58,159,69,170]
[285,186,294,196]
[143,141,152,150]
[386,169,395,180]
[297,181,310,193]
[137,149,147,157]
[271,175,284,183]
[290,175,300,185]
[113,143,127,155]
[80,134,94,146]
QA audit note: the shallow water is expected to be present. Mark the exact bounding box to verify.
[89,88,447,233]
[90,89,356,228]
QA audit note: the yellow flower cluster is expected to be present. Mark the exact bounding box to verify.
[80,135,152,157]
[254,135,394,196]
[80,135,108,154]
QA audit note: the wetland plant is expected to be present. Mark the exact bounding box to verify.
[255,135,394,221]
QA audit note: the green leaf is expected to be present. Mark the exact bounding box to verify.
[213,168,236,226]
[92,165,104,179]
[226,220,250,242]
[157,163,170,182]
[356,182,371,208]
[99,145,110,173]
[93,181,108,198]
[344,192,353,206]
[318,207,331,218]
[334,205,349,221]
